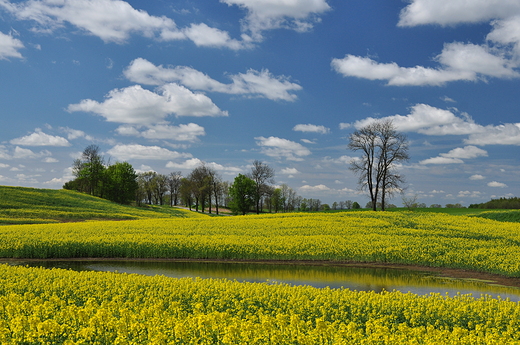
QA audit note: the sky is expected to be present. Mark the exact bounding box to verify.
[0,0,519,207]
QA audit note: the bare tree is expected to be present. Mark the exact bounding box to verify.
[348,119,409,211]
[248,160,275,214]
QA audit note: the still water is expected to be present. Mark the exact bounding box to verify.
[10,260,520,302]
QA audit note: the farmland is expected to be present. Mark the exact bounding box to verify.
[1,186,520,343]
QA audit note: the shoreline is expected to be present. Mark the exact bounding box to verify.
[2,257,520,289]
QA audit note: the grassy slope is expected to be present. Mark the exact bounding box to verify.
[0,185,205,224]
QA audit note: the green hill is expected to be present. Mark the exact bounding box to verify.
[0,185,204,224]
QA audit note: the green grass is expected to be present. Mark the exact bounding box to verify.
[0,185,205,224]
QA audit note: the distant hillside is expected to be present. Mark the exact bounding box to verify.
[0,186,205,224]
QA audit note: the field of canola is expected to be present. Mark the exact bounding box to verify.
[1,211,520,276]
[2,211,520,344]
[1,264,520,344]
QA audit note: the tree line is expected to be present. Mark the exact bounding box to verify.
[63,146,335,215]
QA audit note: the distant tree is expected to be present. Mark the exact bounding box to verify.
[104,162,138,205]
[332,201,338,210]
[229,174,256,215]
[167,171,182,207]
[321,204,331,211]
[248,160,275,214]
[179,178,195,210]
[345,200,353,209]
[153,174,169,205]
[430,204,442,208]
[271,188,283,213]
[402,194,419,210]
[348,119,409,211]
[137,171,156,205]
[72,145,106,197]
[445,203,464,208]
[299,198,308,212]
[352,201,361,209]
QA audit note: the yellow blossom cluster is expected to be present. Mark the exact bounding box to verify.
[0,211,519,276]
[1,264,520,344]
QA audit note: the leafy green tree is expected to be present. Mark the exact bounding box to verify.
[229,174,256,215]
[352,201,361,209]
[105,162,138,205]
[72,145,106,197]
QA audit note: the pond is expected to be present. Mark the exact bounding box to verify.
[8,260,520,302]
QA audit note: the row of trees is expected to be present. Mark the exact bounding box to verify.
[66,118,412,213]
[63,145,138,204]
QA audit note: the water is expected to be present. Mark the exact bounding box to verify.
[9,260,520,301]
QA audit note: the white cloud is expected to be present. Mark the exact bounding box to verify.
[457,190,483,198]
[182,23,249,50]
[398,0,520,27]
[106,144,192,161]
[419,157,464,165]
[420,145,488,165]
[0,31,24,59]
[339,123,351,130]
[10,128,70,146]
[59,127,94,140]
[293,124,330,134]
[116,123,205,142]
[165,158,242,174]
[42,157,58,163]
[323,155,359,165]
[469,174,485,180]
[488,181,508,188]
[299,184,331,192]
[67,84,228,125]
[124,58,302,101]
[12,146,52,159]
[255,136,311,161]
[0,0,184,44]
[332,42,519,87]
[281,167,299,175]
[354,104,485,136]
[465,123,520,145]
[221,0,330,40]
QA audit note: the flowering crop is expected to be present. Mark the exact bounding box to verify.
[1,264,520,344]
[1,211,520,277]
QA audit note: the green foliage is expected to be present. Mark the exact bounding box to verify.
[472,210,520,223]
[0,185,205,224]
[228,174,256,215]
[352,201,361,209]
[104,162,138,204]
[469,197,520,209]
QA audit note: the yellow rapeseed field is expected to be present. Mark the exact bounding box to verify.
[0,211,519,276]
[1,211,520,343]
[1,264,520,344]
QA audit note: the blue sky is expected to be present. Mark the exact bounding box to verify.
[0,0,519,207]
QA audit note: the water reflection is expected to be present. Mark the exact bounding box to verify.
[10,260,520,302]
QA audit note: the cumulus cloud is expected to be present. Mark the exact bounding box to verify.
[0,31,24,59]
[0,0,184,44]
[420,145,488,165]
[293,124,330,134]
[166,158,242,174]
[124,58,302,101]
[299,184,331,192]
[10,128,70,146]
[182,23,250,50]
[469,174,485,180]
[221,0,330,40]
[67,84,228,125]
[12,146,52,159]
[281,167,299,175]
[397,0,520,27]
[332,42,519,86]
[116,123,205,142]
[255,136,311,161]
[488,181,508,188]
[465,123,520,145]
[106,144,192,161]
[353,104,485,136]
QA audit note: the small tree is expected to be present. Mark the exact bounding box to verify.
[105,162,138,205]
[348,119,409,211]
[248,160,275,214]
[229,174,256,215]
